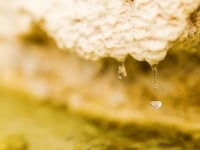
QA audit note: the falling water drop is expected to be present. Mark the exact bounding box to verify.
[149,100,162,109]
[117,62,127,79]
[151,64,158,91]
[149,64,162,109]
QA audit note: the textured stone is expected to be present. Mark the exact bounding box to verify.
[15,0,200,65]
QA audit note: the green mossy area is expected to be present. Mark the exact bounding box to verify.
[0,88,200,150]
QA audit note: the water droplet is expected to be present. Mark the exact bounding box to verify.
[150,64,162,109]
[117,62,127,79]
[149,100,162,109]
[151,64,158,91]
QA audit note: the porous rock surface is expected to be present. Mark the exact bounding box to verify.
[1,0,200,127]
[17,0,200,65]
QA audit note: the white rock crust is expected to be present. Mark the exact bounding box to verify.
[18,0,200,65]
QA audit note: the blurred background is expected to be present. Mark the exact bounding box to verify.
[0,0,200,150]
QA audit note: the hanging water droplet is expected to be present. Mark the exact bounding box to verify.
[149,100,162,109]
[149,64,162,109]
[151,64,158,91]
[117,62,127,79]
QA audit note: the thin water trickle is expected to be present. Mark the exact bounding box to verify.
[117,62,127,79]
[150,64,162,109]
[151,64,158,91]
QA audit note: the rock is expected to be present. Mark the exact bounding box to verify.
[0,0,200,128]
[2,0,200,65]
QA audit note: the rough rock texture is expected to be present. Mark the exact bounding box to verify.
[15,0,200,65]
[1,1,200,149]
[0,0,200,128]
